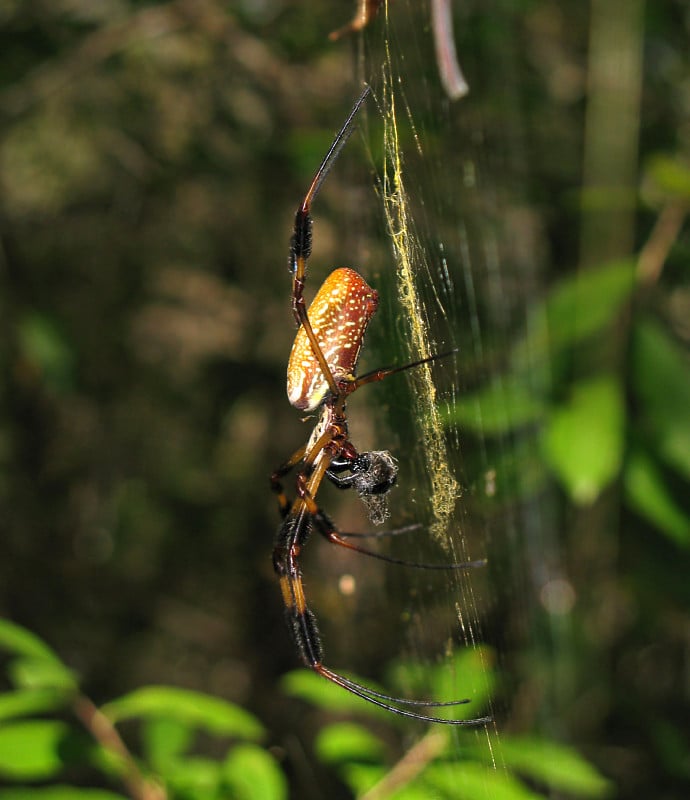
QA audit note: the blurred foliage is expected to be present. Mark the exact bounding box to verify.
[0,618,286,799]
[287,648,610,799]
[0,1,688,800]
[0,621,610,800]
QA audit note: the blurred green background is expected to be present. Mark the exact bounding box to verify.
[0,1,689,798]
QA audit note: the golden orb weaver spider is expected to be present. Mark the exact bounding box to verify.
[271,86,489,724]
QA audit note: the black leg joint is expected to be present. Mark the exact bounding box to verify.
[286,607,323,666]
[289,210,312,271]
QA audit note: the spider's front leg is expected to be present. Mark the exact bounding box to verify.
[271,409,343,519]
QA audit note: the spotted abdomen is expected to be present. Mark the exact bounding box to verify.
[287,267,378,411]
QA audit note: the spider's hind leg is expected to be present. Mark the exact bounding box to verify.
[313,509,486,571]
[285,593,489,724]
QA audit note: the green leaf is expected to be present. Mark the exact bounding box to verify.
[498,737,613,797]
[315,722,385,764]
[0,620,62,663]
[425,762,543,800]
[514,261,636,365]
[17,314,75,392]
[624,449,690,547]
[632,319,690,480]
[0,788,127,800]
[102,686,264,740]
[281,670,384,718]
[382,787,434,800]
[0,721,71,780]
[390,646,494,724]
[645,154,690,201]
[162,756,220,796]
[543,376,625,504]
[337,763,388,797]
[222,744,288,800]
[142,717,194,770]
[0,688,72,722]
[651,720,690,780]
[7,657,77,693]
[442,377,545,434]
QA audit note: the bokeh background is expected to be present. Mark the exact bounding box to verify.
[1,1,689,798]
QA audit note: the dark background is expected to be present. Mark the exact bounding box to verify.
[1,1,689,798]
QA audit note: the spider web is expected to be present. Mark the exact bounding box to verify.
[339,0,549,770]
[378,76,459,545]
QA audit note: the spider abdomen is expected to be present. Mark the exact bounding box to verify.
[287,267,378,411]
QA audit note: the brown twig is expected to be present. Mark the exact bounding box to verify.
[72,694,166,800]
[636,202,687,287]
[359,729,448,800]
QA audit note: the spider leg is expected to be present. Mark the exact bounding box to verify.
[275,92,489,724]
[271,443,309,518]
[292,86,370,249]
[337,522,424,539]
[288,87,371,400]
[313,509,486,570]
[316,666,492,725]
[350,348,458,392]
[275,507,489,724]
[273,433,488,723]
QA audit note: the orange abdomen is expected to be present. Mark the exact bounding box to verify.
[287,267,378,411]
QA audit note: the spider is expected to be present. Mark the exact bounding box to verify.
[271,86,489,724]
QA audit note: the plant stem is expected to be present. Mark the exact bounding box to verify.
[360,729,448,800]
[72,694,167,800]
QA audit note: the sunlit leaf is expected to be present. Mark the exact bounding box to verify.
[498,737,613,797]
[0,721,71,779]
[0,688,72,722]
[382,787,434,800]
[0,620,62,663]
[0,788,126,800]
[443,377,545,434]
[475,439,550,505]
[543,376,625,504]
[425,762,542,800]
[102,687,263,740]
[645,154,690,200]
[514,261,636,365]
[222,744,288,800]
[142,717,194,770]
[624,449,690,547]
[632,319,690,479]
[281,670,383,718]
[337,763,388,797]
[7,658,77,693]
[390,646,494,724]
[161,756,220,796]
[315,722,386,764]
[430,647,495,718]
